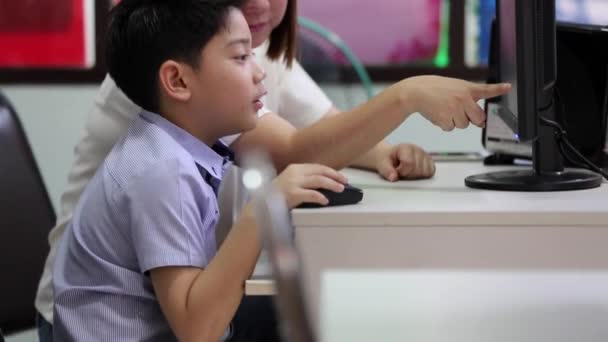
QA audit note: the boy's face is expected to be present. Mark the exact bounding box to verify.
[188,8,266,137]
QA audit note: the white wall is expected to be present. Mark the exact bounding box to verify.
[2,83,483,214]
[323,83,484,151]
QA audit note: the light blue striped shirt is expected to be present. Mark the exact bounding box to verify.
[53,111,233,341]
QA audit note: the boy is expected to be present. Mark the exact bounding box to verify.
[52,0,346,340]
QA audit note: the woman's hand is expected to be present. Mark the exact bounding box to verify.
[375,143,435,181]
[398,75,511,131]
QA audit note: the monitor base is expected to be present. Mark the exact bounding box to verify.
[465,168,603,191]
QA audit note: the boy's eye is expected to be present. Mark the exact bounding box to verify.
[235,53,251,61]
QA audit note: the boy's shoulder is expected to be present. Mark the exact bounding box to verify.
[104,113,196,191]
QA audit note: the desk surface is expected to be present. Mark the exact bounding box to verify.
[246,163,608,297]
[292,163,608,227]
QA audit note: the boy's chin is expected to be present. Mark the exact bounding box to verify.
[242,116,258,132]
[226,116,258,136]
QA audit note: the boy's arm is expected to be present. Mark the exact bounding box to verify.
[150,204,260,342]
[231,76,509,172]
[150,164,347,342]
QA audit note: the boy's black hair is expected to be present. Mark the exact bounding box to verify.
[106,0,245,114]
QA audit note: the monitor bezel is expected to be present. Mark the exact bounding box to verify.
[495,0,539,142]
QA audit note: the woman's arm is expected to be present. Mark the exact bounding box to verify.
[268,60,435,180]
[232,82,411,172]
[232,76,509,173]
[322,106,436,180]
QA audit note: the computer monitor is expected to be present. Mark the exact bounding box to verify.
[465,0,602,191]
[483,9,608,168]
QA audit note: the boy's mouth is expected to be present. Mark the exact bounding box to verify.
[253,99,264,111]
[253,91,267,111]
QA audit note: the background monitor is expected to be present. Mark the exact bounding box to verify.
[466,0,602,191]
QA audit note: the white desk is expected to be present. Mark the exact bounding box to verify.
[320,270,608,342]
[246,162,608,334]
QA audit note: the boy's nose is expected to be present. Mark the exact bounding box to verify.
[253,62,266,83]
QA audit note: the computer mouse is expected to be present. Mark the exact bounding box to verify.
[297,183,364,208]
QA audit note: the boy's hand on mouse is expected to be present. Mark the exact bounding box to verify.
[376,143,435,181]
[399,75,511,131]
[273,164,347,209]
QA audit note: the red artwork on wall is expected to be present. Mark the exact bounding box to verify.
[0,0,94,69]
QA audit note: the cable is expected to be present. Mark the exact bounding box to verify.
[298,17,375,100]
[540,117,608,180]
[541,104,590,169]
[551,88,608,179]
[558,142,588,169]
[561,137,608,180]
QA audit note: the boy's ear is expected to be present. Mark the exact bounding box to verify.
[158,60,192,103]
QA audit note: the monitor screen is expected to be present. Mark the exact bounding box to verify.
[497,0,519,138]
[493,0,542,142]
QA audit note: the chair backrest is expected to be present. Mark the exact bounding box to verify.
[241,151,316,342]
[0,91,55,334]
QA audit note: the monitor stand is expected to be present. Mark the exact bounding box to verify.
[464,168,601,191]
[466,105,603,191]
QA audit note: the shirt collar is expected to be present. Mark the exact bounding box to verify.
[140,111,233,180]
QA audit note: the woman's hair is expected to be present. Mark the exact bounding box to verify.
[266,0,296,67]
[106,0,244,113]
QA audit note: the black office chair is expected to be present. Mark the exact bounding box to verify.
[0,91,55,336]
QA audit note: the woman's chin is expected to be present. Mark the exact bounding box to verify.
[251,34,269,49]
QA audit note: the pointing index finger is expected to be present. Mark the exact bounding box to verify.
[471,83,512,101]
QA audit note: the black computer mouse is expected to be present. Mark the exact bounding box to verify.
[297,183,364,208]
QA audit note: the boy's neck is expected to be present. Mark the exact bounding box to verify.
[159,106,220,147]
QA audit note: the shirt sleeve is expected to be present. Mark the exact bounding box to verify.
[126,159,218,273]
[276,60,334,128]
